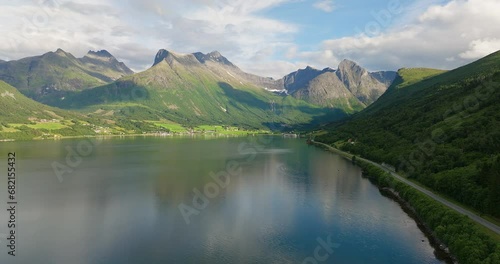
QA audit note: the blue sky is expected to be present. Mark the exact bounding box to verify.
[258,0,406,60]
[263,0,395,46]
[0,0,499,78]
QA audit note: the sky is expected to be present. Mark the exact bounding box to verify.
[0,0,499,78]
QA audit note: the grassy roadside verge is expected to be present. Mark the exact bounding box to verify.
[312,141,500,263]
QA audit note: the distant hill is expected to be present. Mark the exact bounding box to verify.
[0,49,133,101]
[316,50,500,217]
[50,49,347,130]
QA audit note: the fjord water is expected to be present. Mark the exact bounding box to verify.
[0,137,443,264]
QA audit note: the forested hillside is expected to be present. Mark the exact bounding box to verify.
[316,51,500,218]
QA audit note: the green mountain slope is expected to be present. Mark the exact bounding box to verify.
[0,49,133,101]
[389,68,447,90]
[0,80,100,140]
[50,50,347,130]
[316,51,500,218]
[361,68,448,114]
[0,80,63,123]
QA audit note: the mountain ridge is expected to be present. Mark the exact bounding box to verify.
[0,49,134,101]
[279,60,396,109]
[0,49,396,112]
[148,49,396,107]
[49,48,348,129]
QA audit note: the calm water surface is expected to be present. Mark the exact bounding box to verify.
[0,137,444,264]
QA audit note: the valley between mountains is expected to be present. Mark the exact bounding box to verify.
[0,48,395,140]
[1,47,499,263]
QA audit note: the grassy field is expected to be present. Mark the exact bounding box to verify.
[1,118,270,140]
[150,121,269,135]
[393,68,447,89]
[11,122,68,130]
[194,125,267,135]
[151,121,188,133]
[1,126,19,132]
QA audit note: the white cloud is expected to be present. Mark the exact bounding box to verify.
[293,0,500,72]
[459,38,500,59]
[0,0,297,76]
[1,0,500,79]
[239,60,309,79]
[313,0,336,13]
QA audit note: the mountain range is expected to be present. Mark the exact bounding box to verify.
[0,49,133,101]
[49,49,341,129]
[0,48,395,111]
[0,48,397,135]
[280,61,396,109]
[0,48,397,130]
[151,49,396,109]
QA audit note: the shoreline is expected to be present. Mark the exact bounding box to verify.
[311,140,458,263]
[378,188,457,264]
[0,131,281,143]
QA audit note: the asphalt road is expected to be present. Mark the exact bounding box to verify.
[313,141,500,235]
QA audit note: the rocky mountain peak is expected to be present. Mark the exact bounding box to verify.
[54,48,68,56]
[283,66,324,94]
[153,49,175,66]
[336,59,368,85]
[153,49,205,68]
[87,50,113,58]
[193,51,236,67]
[282,59,396,107]
[322,67,336,73]
[79,49,134,75]
[338,59,365,74]
[208,51,222,58]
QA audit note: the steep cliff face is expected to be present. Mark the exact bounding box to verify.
[335,59,390,105]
